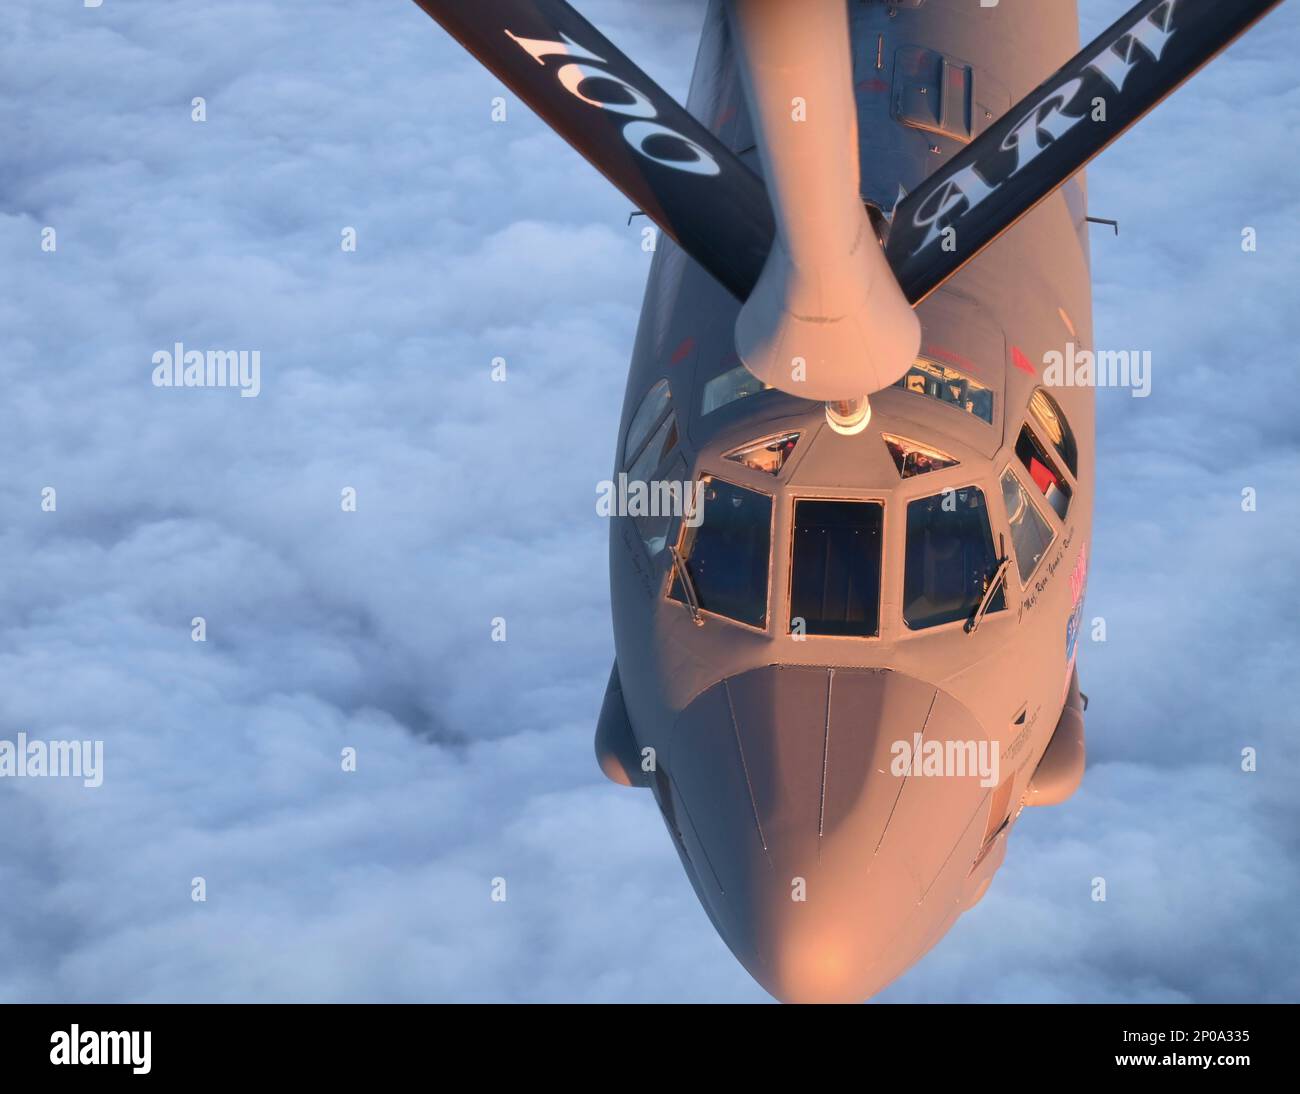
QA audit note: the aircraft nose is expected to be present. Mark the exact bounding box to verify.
[663,665,996,1003]
[761,910,884,1005]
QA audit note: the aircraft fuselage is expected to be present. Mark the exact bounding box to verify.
[605,0,1094,1003]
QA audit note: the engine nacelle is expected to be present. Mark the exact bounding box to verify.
[1025,670,1087,807]
[594,664,650,788]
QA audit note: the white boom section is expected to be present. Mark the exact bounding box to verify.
[726,0,920,406]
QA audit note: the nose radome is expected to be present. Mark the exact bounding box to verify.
[746,865,920,1003]
[763,921,874,1005]
[666,665,995,1003]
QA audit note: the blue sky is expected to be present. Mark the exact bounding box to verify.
[0,0,1296,1002]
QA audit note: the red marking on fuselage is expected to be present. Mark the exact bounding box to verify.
[1069,542,1089,607]
[924,343,980,374]
[714,104,737,130]
[1012,346,1037,376]
[856,77,889,94]
[671,336,696,365]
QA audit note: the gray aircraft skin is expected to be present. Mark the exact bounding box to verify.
[413,0,1283,1002]
[599,0,1093,1003]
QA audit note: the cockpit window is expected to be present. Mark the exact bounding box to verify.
[669,476,771,628]
[624,380,682,559]
[1001,468,1055,584]
[701,362,771,416]
[724,431,800,476]
[1028,388,1078,477]
[895,358,994,424]
[904,486,1004,630]
[625,379,671,464]
[636,453,687,558]
[1015,425,1071,520]
[628,412,678,486]
[882,433,960,479]
[789,500,883,637]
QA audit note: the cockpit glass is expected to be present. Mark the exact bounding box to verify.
[628,412,678,486]
[637,453,687,559]
[789,500,883,637]
[1015,425,1071,520]
[1028,388,1078,477]
[701,362,771,416]
[895,359,994,424]
[669,476,771,628]
[904,486,1004,630]
[882,433,961,479]
[1001,468,1055,584]
[724,431,800,476]
[623,380,684,560]
[625,379,671,463]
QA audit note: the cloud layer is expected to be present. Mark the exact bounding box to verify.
[0,0,1295,1002]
